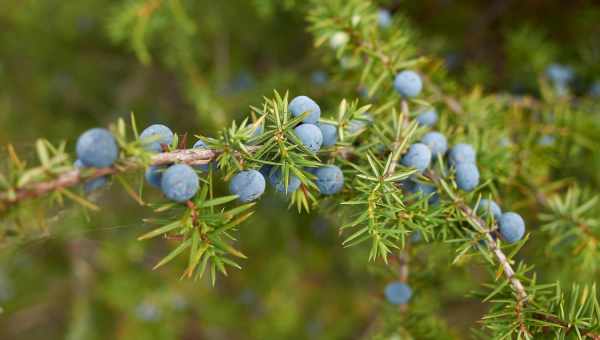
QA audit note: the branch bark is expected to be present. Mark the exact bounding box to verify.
[0,147,259,211]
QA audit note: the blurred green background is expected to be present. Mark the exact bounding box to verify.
[0,1,599,339]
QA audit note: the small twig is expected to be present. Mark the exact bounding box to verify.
[0,146,260,210]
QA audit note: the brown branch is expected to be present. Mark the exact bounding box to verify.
[0,146,260,211]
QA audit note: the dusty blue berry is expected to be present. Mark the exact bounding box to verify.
[74,159,109,193]
[410,231,422,243]
[347,113,373,134]
[455,163,479,192]
[414,181,439,205]
[229,170,266,202]
[314,166,344,195]
[378,9,392,28]
[193,140,212,172]
[269,168,301,194]
[317,122,337,147]
[160,164,199,202]
[416,109,438,127]
[421,132,448,157]
[140,124,174,153]
[385,282,412,305]
[538,135,555,146]
[294,124,323,153]
[477,199,502,219]
[448,143,476,166]
[394,70,422,98]
[289,96,321,124]
[145,166,164,188]
[259,165,273,178]
[498,212,526,244]
[76,128,118,168]
[546,63,574,85]
[401,143,432,172]
[311,71,327,85]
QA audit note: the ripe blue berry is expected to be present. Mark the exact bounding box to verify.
[455,163,479,192]
[314,166,344,195]
[289,96,321,124]
[394,70,422,98]
[545,63,574,85]
[140,124,174,153]
[347,113,373,134]
[269,168,301,194]
[538,135,555,146]
[229,170,266,202]
[421,132,448,157]
[416,109,438,127]
[259,165,273,178]
[410,231,422,243]
[401,143,432,172]
[477,199,502,219]
[377,9,392,28]
[294,124,323,153]
[413,181,439,205]
[76,128,118,168]
[193,140,211,172]
[448,143,476,166]
[498,212,526,244]
[74,159,108,193]
[384,282,412,305]
[145,166,164,188]
[160,164,199,202]
[311,71,327,85]
[317,122,337,147]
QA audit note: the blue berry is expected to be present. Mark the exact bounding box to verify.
[229,170,266,202]
[74,159,109,193]
[590,81,600,97]
[400,179,416,193]
[477,199,502,219]
[394,70,422,98]
[317,122,337,147]
[498,212,526,244]
[76,128,118,168]
[314,166,344,195]
[311,71,327,85]
[377,9,392,28]
[410,231,422,243]
[455,163,479,192]
[145,166,164,188]
[160,164,199,202]
[421,132,448,157]
[448,143,476,166]
[401,143,432,172]
[414,181,439,205]
[384,282,412,305]
[545,64,574,85]
[416,109,438,127]
[538,135,555,146]
[289,96,321,124]
[259,165,273,178]
[347,113,373,134]
[294,124,323,153]
[269,168,301,194]
[140,124,174,153]
[193,140,211,172]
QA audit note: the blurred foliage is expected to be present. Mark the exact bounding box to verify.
[0,0,599,339]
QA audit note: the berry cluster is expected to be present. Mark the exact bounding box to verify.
[230,95,344,202]
[384,70,527,305]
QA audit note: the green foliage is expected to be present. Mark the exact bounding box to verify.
[1,1,600,339]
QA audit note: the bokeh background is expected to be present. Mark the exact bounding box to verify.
[1,1,599,339]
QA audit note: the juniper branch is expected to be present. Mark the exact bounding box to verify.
[0,146,259,211]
